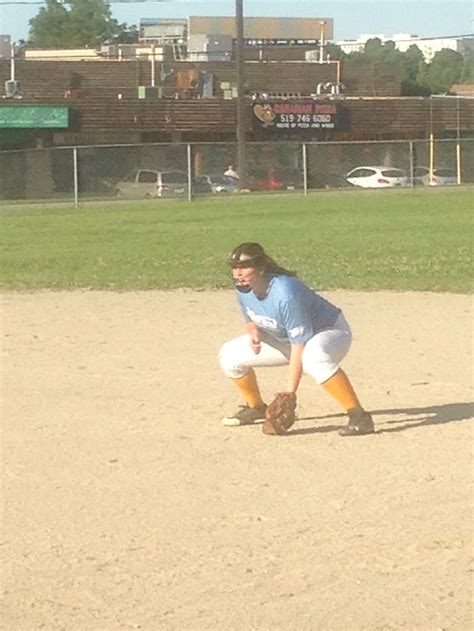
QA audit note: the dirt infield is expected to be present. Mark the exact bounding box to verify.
[2,289,473,631]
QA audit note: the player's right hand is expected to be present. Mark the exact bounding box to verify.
[250,333,261,354]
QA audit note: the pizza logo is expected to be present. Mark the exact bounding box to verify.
[253,103,277,127]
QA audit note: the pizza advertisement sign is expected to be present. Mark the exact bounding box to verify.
[252,101,350,133]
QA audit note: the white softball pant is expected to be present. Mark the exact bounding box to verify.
[219,313,352,384]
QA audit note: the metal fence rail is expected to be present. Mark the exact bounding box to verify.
[0,138,472,207]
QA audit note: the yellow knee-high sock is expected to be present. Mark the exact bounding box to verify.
[322,369,362,412]
[233,368,265,408]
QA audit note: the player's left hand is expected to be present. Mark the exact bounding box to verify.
[262,392,297,435]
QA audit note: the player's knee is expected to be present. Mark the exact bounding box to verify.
[218,341,247,378]
[302,357,339,384]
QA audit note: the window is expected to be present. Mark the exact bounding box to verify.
[349,168,375,178]
[413,167,428,177]
[381,169,406,178]
[137,171,158,183]
[434,169,455,177]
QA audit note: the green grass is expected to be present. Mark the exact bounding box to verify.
[0,189,472,292]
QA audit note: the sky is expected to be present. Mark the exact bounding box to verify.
[0,0,472,45]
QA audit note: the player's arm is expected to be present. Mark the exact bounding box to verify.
[245,321,261,354]
[236,294,260,352]
[287,342,305,393]
[280,293,313,392]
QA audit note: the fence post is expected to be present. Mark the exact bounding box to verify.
[302,143,308,197]
[456,97,462,184]
[429,133,435,184]
[456,141,462,185]
[187,143,193,201]
[409,140,414,188]
[73,146,78,208]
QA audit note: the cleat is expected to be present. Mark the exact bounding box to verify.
[222,404,267,426]
[339,409,374,436]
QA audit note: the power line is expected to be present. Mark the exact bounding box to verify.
[0,0,338,3]
[0,0,225,4]
[0,0,199,3]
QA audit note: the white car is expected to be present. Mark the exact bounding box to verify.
[413,166,458,186]
[345,166,408,188]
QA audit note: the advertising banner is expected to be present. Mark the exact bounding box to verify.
[252,101,350,134]
[0,107,69,128]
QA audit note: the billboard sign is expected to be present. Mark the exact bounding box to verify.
[0,106,69,128]
[189,16,334,40]
[252,101,350,134]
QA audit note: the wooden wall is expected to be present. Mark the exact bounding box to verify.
[0,59,472,145]
[0,59,401,100]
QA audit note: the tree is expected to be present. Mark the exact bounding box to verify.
[364,37,385,60]
[28,0,137,48]
[458,50,474,83]
[324,43,346,62]
[28,0,70,48]
[418,49,465,94]
[114,23,139,45]
[400,44,429,96]
[344,38,398,68]
[343,38,470,95]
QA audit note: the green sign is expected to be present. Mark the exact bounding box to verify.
[0,107,69,128]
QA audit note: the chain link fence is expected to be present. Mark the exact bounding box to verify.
[0,138,473,205]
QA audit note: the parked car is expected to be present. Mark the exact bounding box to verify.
[281,168,304,191]
[413,166,458,186]
[345,166,408,188]
[116,170,189,198]
[309,173,350,190]
[193,176,213,195]
[196,174,238,194]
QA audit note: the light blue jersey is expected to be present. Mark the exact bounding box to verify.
[236,275,341,345]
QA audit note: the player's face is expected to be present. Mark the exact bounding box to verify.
[231,255,258,289]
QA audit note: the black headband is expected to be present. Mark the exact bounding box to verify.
[228,254,263,269]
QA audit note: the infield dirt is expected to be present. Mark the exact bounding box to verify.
[2,289,473,630]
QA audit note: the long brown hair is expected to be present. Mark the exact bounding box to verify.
[229,242,296,276]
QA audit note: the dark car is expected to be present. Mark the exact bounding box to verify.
[199,174,239,193]
[193,176,213,194]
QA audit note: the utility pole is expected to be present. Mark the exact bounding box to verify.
[235,0,246,188]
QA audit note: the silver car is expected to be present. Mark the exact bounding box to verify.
[413,166,458,186]
[116,169,189,198]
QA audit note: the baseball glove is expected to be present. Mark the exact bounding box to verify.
[262,392,297,435]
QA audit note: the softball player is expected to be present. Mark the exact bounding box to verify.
[218,242,374,436]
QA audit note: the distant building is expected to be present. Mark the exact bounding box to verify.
[23,45,171,62]
[139,18,187,44]
[0,35,11,58]
[187,16,333,41]
[451,84,474,97]
[336,33,474,62]
[138,15,335,62]
[140,15,333,45]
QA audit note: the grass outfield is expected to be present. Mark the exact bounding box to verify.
[0,189,471,292]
